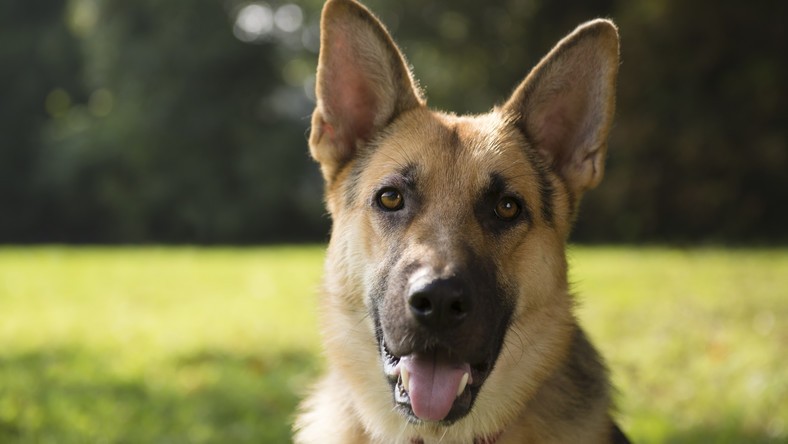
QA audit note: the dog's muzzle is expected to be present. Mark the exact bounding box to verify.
[377,273,505,424]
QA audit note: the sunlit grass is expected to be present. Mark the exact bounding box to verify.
[570,247,787,443]
[0,247,324,443]
[0,246,785,442]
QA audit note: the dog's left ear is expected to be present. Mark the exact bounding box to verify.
[310,0,424,183]
[504,20,619,199]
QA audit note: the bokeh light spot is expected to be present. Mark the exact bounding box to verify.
[45,89,72,118]
[88,89,114,117]
[234,3,274,42]
[274,4,303,33]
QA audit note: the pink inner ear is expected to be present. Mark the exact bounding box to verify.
[534,86,601,171]
[321,32,378,152]
[321,120,336,142]
[535,106,575,168]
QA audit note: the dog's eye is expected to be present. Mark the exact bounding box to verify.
[494,196,521,221]
[377,188,404,211]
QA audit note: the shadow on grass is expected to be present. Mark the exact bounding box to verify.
[6,350,781,444]
[657,428,783,444]
[0,347,320,443]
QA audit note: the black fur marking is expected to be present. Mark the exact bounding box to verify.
[370,164,420,234]
[553,327,610,423]
[611,423,632,444]
[375,243,515,425]
[533,159,555,226]
[509,118,557,226]
[475,173,531,235]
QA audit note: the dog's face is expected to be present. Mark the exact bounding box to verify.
[309,0,618,433]
[360,111,541,423]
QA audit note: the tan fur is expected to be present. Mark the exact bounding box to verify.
[295,1,623,442]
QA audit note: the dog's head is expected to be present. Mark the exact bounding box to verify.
[309,0,618,434]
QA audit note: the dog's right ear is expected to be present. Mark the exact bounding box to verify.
[310,0,423,183]
[503,20,619,202]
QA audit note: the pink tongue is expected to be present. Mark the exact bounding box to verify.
[400,351,471,422]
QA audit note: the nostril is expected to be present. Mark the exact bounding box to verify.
[409,292,433,316]
[449,298,466,316]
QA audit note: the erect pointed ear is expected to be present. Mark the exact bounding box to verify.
[310,0,424,183]
[504,19,619,200]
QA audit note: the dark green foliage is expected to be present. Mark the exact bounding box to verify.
[0,0,784,243]
[0,0,87,242]
[579,0,788,243]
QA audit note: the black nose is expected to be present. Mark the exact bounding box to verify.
[407,277,471,329]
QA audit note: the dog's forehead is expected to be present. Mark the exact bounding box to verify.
[363,110,533,191]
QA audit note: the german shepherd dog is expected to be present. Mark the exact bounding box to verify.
[295,0,627,442]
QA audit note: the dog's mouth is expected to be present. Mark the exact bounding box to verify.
[381,339,492,424]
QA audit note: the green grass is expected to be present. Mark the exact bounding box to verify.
[0,247,785,443]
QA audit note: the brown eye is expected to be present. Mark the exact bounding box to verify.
[494,196,521,221]
[377,188,404,211]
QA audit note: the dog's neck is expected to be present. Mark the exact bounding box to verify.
[410,431,502,444]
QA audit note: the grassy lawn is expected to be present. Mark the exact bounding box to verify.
[0,246,785,443]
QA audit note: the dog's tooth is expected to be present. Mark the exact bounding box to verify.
[456,372,469,398]
[401,367,410,393]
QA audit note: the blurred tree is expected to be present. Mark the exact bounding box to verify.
[0,0,784,243]
[0,0,86,242]
[579,0,788,243]
[364,0,617,115]
[36,0,326,242]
